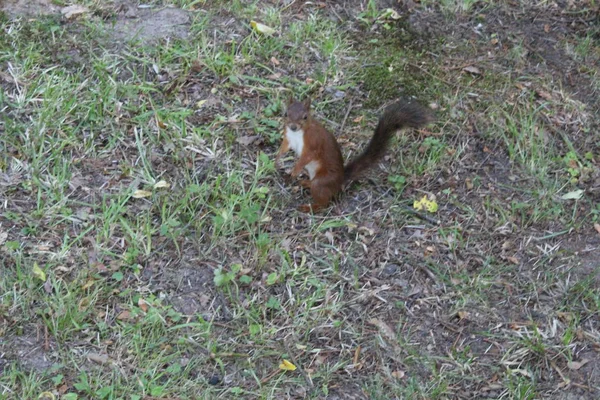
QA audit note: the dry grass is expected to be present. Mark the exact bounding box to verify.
[0,0,599,399]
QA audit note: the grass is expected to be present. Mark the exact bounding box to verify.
[1,0,599,399]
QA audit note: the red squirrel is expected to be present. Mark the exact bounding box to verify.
[276,97,432,213]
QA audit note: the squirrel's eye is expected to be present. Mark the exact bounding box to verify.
[303,115,308,120]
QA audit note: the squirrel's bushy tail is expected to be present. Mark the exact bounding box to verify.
[343,100,432,182]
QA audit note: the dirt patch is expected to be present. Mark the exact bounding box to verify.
[559,234,600,283]
[406,2,599,111]
[0,329,55,373]
[1,1,191,44]
[111,6,191,44]
[0,0,59,16]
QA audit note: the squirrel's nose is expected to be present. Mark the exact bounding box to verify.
[290,124,298,131]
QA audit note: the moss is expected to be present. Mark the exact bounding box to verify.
[351,17,441,108]
[358,40,433,107]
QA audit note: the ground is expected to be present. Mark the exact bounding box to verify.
[0,0,599,399]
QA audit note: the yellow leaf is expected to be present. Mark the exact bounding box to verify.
[196,99,207,108]
[413,196,438,213]
[132,189,152,198]
[32,262,46,281]
[38,392,55,400]
[82,279,95,290]
[153,180,170,189]
[250,20,276,36]
[279,359,297,371]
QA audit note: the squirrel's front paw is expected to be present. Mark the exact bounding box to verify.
[299,179,311,189]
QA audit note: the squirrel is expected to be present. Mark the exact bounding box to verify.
[276,97,433,213]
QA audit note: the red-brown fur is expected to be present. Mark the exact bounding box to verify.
[276,97,432,212]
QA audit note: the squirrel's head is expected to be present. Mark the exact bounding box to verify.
[284,97,311,132]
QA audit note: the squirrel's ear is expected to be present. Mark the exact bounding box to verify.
[303,97,311,110]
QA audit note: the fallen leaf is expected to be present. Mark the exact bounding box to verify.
[512,368,532,377]
[457,311,469,320]
[57,384,68,394]
[381,8,401,20]
[54,266,72,274]
[567,359,589,370]
[465,178,473,190]
[138,298,149,313]
[37,392,55,400]
[507,256,519,264]
[117,310,131,321]
[463,65,482,75]
[32,263,46,281]
[536,89,553,100]
[61,5,89,20]
[196,99,208,108]
[0,230,7,246]
[391,370,405,379]
[358,226,375,236]
[236,135,260,146]
[325,231,335,244]
[369,318,396,342]
[567,159,578,169]
[557,312,574,322]
[82,279,95,290]
[132,189,152,198]
[87,353,110,365]
[544,24,550,33]
[353,115,364,123]
[270,56,280,65]
[353,345,361,365]
[198,294,211,308]
[43,279,53,294]
[250,20,276,36]
[279,359,297,371]
[560,189,584,200]
[78,297,90,312]
[153,180,170,189]
[413,195,438,213]
[594,223,600,234]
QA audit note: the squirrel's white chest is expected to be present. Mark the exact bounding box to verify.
[285,127,304,156]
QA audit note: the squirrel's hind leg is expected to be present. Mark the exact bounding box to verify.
[297,176,341,213]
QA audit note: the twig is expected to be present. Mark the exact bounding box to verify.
[416,263,440,286]
[338,99,354,134]
[400,205,441,226]
[44,324,50,352]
